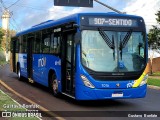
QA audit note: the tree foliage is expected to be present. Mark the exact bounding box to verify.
[155,10,160,23]
[148,9,160,74]
[148,10,160,49]
[0,28,5,50]
[148,26,160,48]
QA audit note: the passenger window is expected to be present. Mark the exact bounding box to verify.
[33,32,41,53]
[67,35,72,62]
[42,34,50,53]
[50,33,60,54]
[22,35,27,53]
[19,36,23,53]
[15,38,19,53]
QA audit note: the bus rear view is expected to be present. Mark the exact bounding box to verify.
[75,13,148,100]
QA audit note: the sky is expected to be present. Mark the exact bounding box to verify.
[0,0,160,58]
[0,0,160,32]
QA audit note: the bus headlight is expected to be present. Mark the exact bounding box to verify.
[80,75,95,88]
[139,74,148,86]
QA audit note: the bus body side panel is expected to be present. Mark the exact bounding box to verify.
[32,54,61,89]
[18,53,27,78]
[32,54,42,83]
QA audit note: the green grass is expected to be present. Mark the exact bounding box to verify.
[0,50,7,66]
[0,47,3,51]
[0,90,39,120]
[0,59,7,66]
[148,78,160,87]
[152,72,160,76]
[150,72,160,76]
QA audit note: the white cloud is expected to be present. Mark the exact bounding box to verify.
[47,0,160,33]
[48,6,81,20]
[123,0,160,32]
[148,49,160,58]
[10,0,159,32]
[47,5,112,20]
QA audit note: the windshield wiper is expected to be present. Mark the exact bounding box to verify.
[112,35,115,60]
[98,28,115,49]
[98,28,115,60]
[119,30,132,60]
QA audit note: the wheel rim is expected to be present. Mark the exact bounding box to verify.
[52,79,58,94]
[18,69,20,78]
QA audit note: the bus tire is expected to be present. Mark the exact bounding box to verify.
[17,67,22,81]
[50,73,59,97]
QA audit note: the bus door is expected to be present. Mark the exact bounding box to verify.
[62,33,76,96]
[27,36,33,79]
[11,38,16,72]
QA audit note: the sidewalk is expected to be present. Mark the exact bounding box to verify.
[149,76,160,80]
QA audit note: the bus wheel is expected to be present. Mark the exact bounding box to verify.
[17,67,22,81]
[51,74,59,97]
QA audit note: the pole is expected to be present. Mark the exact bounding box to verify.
[6,29,9,62]
[94,0,124,14]
[2,10,10,62]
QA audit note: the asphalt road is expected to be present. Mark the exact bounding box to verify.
[0,64,160,120]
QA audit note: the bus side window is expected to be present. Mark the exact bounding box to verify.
[33,32,41,53]
[22,35,27,53]
[57,37,60,54]
[15,38,19,53]
[50,34,60,54]
[42,32,50,53]
[43,37,50,53]
[18,36,23,53]
[67,35,72,62]
[50,33,54,53]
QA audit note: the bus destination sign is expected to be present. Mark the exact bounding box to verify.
[89,17,138,27]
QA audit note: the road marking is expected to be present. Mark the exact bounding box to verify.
[0,79,65,120]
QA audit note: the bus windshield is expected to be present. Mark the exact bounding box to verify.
[81,30,146,72]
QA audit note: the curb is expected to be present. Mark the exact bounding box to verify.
[149,77,160,80]
[147,85,160,90]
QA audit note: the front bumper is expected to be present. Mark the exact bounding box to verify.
[76,84,147,100]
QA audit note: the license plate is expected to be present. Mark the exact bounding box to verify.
[112,93,123,97]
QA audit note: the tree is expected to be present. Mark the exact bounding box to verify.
[155,10,160,48]
[148,9,160,74]
[0,29,16,51]
[0,28,5,50]
[148,26,157,47]
[148,26,160,48]
[156,10,160,24]
[148,9,160,48]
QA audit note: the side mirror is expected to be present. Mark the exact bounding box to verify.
[138,43,144,56]
[74,32,81,44]
[139,43,143,47]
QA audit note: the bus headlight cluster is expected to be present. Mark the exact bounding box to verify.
[80,75,95,88]
[139,74,148,86]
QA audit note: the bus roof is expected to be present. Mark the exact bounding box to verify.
[16,12,143,36]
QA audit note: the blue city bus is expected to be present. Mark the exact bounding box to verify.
[10,13,148,100]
